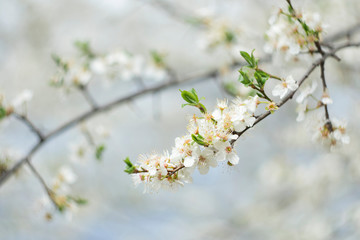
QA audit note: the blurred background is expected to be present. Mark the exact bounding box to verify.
[1,0,360,239]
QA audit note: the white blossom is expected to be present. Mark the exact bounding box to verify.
[213,141,239,165]
[332,119,350,145]
[272,75,298,99]
[296,81,317,103]
[197,148,217,175]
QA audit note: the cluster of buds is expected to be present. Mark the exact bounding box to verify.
[312,117,350,147]
[50,41,169,91]
[37,166,87,221]
[264,4,325,57]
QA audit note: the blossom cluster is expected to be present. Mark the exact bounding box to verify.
[264,7,325,57]
[51,42,169,91]
[126,90,262,193]
[36,165,86,221]
[295,81,349,147]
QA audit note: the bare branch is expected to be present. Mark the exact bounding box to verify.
[26,159,57,207]
[12,113,45,141]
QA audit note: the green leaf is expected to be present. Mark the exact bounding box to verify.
[57,204,66,213]
[124,157,136,174]
[191,134,208,146]
[240,50,257,68]
[124,157,133,168]
[239,71,251,86]
[124,166,135,174]
[95,144,106,161]
[250,49,258,68]
[240,51,253,67]
[0,107,7,120]
[224,30,235,43]
[151,50,165,67]
[74,41,95,58]
[51,54,68,72]
[72,197,88,205]
[254,72,264,88]
[179,89,198,104]
[190,88,199,102]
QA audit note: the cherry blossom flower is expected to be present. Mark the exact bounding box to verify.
[213,140,239,165]
[296,81,317,103]
[272,75,298,99]
[197,148,217,174]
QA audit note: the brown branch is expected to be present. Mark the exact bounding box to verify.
[12,113,45,141]
[167,164,185,177]
[229,41,360,146]
[0,61,247,188]
[315,41,333,131]
[25,159,58,208]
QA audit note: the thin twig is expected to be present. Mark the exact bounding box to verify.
[316,41,333,131]
[25,159,58,208]
[12,113,45,141]
[229,41,360,146]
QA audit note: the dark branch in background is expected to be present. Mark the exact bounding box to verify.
[0,60,247,188]
[79,85,98,110]
[12,113,45,141]
[26,159,58,208]
[1,17,360,190]
[315,41,333,131]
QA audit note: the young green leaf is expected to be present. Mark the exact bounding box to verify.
[0,107,6,120]
[191,134,208,146]
[72,197,88,205]
[74,41,95,58]
[95,144,106,161]
[179,89,198,104]
[239,71,252,86]
[240,51,253,67]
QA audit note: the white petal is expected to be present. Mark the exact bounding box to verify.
[227,153,239,165]
[272,84,285,97]
[184,157,195,167]
[198,165,210,175]
[215,151,226,162]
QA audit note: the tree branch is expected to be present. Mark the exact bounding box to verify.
[230,41,360,144]
[26,159,58,208]
[0,62,246,188]
[12,113,45,141]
